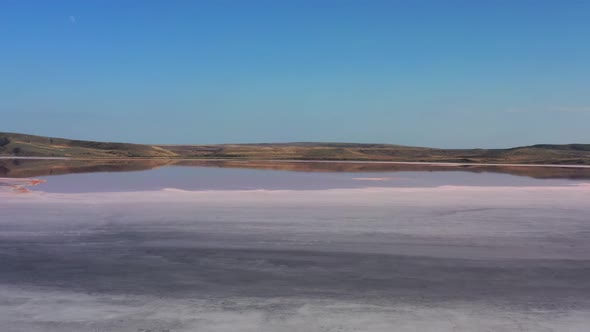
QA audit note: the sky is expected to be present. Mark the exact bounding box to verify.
[1,0,589,148]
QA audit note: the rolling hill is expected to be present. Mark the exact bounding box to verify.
[1,132,590,165]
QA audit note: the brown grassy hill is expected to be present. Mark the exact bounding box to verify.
[1,132,590,165]
[0,132,178,158]
[159,143,590,164]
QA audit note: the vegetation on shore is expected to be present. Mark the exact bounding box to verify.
[2,132,590,165]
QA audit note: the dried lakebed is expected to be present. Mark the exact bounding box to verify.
[0,164,589,331]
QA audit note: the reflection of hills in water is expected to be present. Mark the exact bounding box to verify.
[0,159,172,178]
[2,158,590,180]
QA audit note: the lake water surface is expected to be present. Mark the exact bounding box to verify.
[1,159,589,331]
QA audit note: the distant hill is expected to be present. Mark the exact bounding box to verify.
[0,132,177,158]
[1,132,590,165]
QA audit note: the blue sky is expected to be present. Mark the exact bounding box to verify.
[1,0,589,147]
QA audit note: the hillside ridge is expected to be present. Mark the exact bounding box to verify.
[1,132,589,165]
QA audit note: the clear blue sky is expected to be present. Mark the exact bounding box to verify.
[1,0,589,147]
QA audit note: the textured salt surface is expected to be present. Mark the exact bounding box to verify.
[1,186,589,331]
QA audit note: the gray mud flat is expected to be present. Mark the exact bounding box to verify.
[1,185,589,331]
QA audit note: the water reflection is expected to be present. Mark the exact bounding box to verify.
[2,158,590,179]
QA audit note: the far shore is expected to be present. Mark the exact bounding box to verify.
[2,156,590,169]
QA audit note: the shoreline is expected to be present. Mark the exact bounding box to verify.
[2,182,590,200]
[2,156,590,169]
